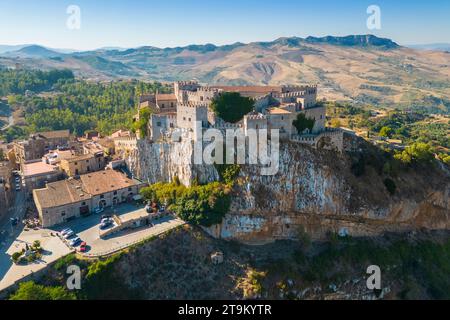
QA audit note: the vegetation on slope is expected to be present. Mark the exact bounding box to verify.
[140,180,232,227]
[0,68,171,141]
[8,228,450,300]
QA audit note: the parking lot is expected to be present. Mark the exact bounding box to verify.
[0,203,185,292]
[50,203,185,257]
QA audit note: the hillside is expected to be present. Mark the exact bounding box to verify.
[10,225,450,300]
[1,35,450,109]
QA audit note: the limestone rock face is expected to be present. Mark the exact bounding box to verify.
[126,137,450,242]
[126,136,219,187]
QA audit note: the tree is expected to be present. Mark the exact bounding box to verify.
[394,142,435,164]
[210,92,254,123]
[379,126,393,138]
[293,113,316,133]
[384,178,397,195]
[330,118,341,128]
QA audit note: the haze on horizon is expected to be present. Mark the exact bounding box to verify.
[0,0,449,51]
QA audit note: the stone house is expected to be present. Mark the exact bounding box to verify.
[33,170,147,227]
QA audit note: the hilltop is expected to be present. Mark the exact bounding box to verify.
[1,35,450,108]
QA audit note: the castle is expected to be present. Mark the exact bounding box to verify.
[138,81,343,151]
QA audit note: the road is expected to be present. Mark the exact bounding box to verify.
[0,115,14,131]
[0,180,29,279]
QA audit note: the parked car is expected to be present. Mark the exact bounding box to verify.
[99,221,113,230]
[101,214,111,220]
[79,242,87,252]
[15,185,21,191]
[69,237,81,247]
[61,228,72,236]
[10,217,19,226]
[95,207,104,214]
[101,217,113,224]
[15,177,21,183]
[63,231,75,239]
[60,228,72,236]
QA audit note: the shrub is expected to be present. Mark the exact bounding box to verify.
[9,281,76,300]
[394,142,435,164]
[141,181,232,227]
[293,113,316,133]
[11,252,22,264]
[384,178,397,195]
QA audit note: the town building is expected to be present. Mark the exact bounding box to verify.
[0,161,14,213]
[21,160,62,194]
[13,130,73,164]
[33,169,147,227]
[59,152,107,177]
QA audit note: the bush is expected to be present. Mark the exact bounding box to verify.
[384,178,397,195]
[293,113,316,133]
[394,142,435,164]
[141,181,232,227]
[11,252,22,264]
[9,281,76,300]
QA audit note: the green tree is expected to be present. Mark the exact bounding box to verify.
[379,126,394,138]
[293,113,316,133]
[394,142,435,164]
[210,92,254,123]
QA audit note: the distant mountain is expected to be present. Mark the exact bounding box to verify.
[407,43,450,52]
[4,45,63,58]
[304,35,400,49]
[0,35,449,109]
[0,44,30,54]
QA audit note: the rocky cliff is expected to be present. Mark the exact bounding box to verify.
[126,134,450,242]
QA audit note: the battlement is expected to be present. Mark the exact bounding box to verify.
[178,101,209,108]
[245,112,267,120]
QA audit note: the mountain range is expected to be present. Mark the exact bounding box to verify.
[1,35,449,108]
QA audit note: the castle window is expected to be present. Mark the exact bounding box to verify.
[157,122,162,127]
[161,104,165,108]
[188,118,191,122]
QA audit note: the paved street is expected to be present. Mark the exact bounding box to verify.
[0,181,37,292]
[0,228,72,292]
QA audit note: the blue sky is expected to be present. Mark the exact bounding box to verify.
[0,0,449,50]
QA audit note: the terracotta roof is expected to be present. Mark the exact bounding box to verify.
[33,178,91,208]
[62,153,95,163]
[37,130,71,139]
[211,86,282,94]
[267,107,292,115]
[80,170,138,196]
[33,170,142,209]
[156,93,177,101]
[22,161,59,177]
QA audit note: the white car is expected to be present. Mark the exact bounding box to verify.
[69,237,81,247]
[63,231,75,239]
[60,228,72,236]
[15,177,21,183]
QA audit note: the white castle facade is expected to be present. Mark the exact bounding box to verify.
[139,81,344,152]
